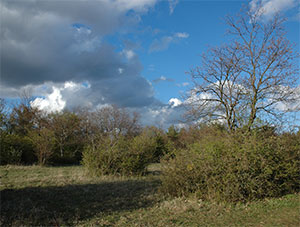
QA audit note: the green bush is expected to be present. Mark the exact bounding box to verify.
[0,146,22,165]
[160,130,299,202]
[82,133,160,176]
[50,143,84,165]
[0,133,36,165]
[138,127,170,162]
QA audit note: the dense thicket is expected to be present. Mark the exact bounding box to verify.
[160,125,300,202]
[82,127,169,176]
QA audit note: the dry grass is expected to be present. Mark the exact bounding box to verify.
[1,165,299,226]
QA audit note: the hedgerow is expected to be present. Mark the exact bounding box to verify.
[160,129,299,202]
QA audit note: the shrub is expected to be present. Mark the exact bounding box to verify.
[50,142,84,165]
[0,146,22,165]
[82,133,161,176]
[28,128,56,166]
[82,137,125,175]
[0,133,36,165]
[160,130,299,202]
[138,127,170,162]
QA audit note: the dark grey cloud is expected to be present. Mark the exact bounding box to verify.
[0,0,160,108]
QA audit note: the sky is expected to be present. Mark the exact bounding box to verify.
[1,0,299,128]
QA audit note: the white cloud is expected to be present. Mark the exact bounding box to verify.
[123,49,136,60]
[153,76,174,83]
[168,0,179,15]
[250,0,297,18]
[28,81,188,129]
[149,36,174,52]
[272,86,300,112]
[149,32,189,52]
[64,81,78,89]
[176,82,189,87]
[1,0,159,109]
[0,0,193,129]
[138,103,186,129]
[31,87,66,113]
[30,81,94,113]
[175,32,189,38]
[116,0,157,12]
[169,98,182,107]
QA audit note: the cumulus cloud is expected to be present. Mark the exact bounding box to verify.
[29,81,93,112]
[272,86,300,112]
[149,32,189,53]
[250,0,298,18]
[0,0,193,128]
[31,87,66,113]
[30,81,187,128]
[168,98,182,107]
[0,0,160,109]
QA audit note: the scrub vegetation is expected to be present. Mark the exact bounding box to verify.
[1,4,299,227]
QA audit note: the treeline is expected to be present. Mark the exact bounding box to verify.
[0,97,211,167]
[0,98,141,166]
[0,98,299,202]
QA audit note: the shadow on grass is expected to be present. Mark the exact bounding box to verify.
[1,179,161,226]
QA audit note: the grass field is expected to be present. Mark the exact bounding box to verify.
[1,165,299,226]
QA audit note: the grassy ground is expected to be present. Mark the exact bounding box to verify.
[1,165,299,226]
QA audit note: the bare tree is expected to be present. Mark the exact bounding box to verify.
[91,105,141,140]
[0,98,8,131]
[187,44,246,131]
[29,127,55,165]
[75,105,141,149]
[187,5,299,131]
[50,111,82,158]
[9,102,43,136]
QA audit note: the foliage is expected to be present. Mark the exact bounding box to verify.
[82,127,170,176]
[8,104,42,136]
[160,128,300,202]
[28,128,56,165]
[49,111,84,164]
[0,98,8,131]
[0,132,35,165]
[0,146,22,165]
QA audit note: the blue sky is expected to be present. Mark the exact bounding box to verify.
[108,0,299,103]
[1,0,299,127]
[153,1,297,100]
